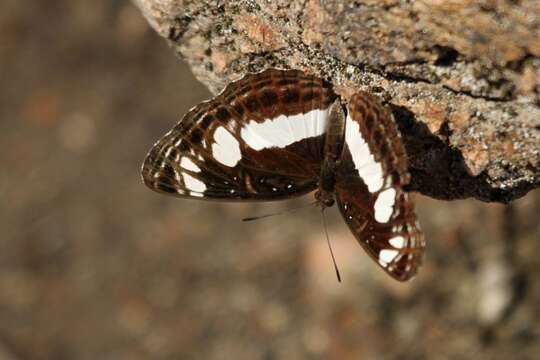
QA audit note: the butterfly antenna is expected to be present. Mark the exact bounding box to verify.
[242,201,318,222]
[321,209,341,282]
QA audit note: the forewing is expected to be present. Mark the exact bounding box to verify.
[142,69,337,201]
[336,92,424,281]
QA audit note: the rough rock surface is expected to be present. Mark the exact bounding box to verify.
[134,0,540,203]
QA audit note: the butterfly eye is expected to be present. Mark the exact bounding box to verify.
[323,198,335,207]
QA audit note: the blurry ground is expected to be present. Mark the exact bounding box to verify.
[1,2,540,360]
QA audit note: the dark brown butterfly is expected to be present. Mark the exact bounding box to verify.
[142,69,424,281]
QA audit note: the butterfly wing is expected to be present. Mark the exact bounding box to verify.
[142,69,337,201]
[335,92,424,281]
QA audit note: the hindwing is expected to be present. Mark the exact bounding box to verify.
[336,92,424,281]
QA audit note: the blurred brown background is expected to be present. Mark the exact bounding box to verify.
[1,1,539,359]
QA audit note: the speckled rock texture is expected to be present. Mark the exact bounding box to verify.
[134,0,540,203]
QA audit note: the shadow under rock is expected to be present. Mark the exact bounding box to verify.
[389,104,534,203]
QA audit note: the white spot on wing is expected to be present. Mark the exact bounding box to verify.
[315,106,326,135]
[180,157,200,172]
[345,114,384,192]
[240,108,328,150]
[183,173,206,194]
[374,188,396,223]
[379,249,399,264]
[212,127,242,167]
[389,236,405,249]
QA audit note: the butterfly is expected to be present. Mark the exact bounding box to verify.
[141,69,424,281]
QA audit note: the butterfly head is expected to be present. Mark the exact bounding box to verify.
[315,189,335,208]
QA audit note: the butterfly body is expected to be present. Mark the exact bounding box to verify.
[314,99,345,208]
[142,69,424,281]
